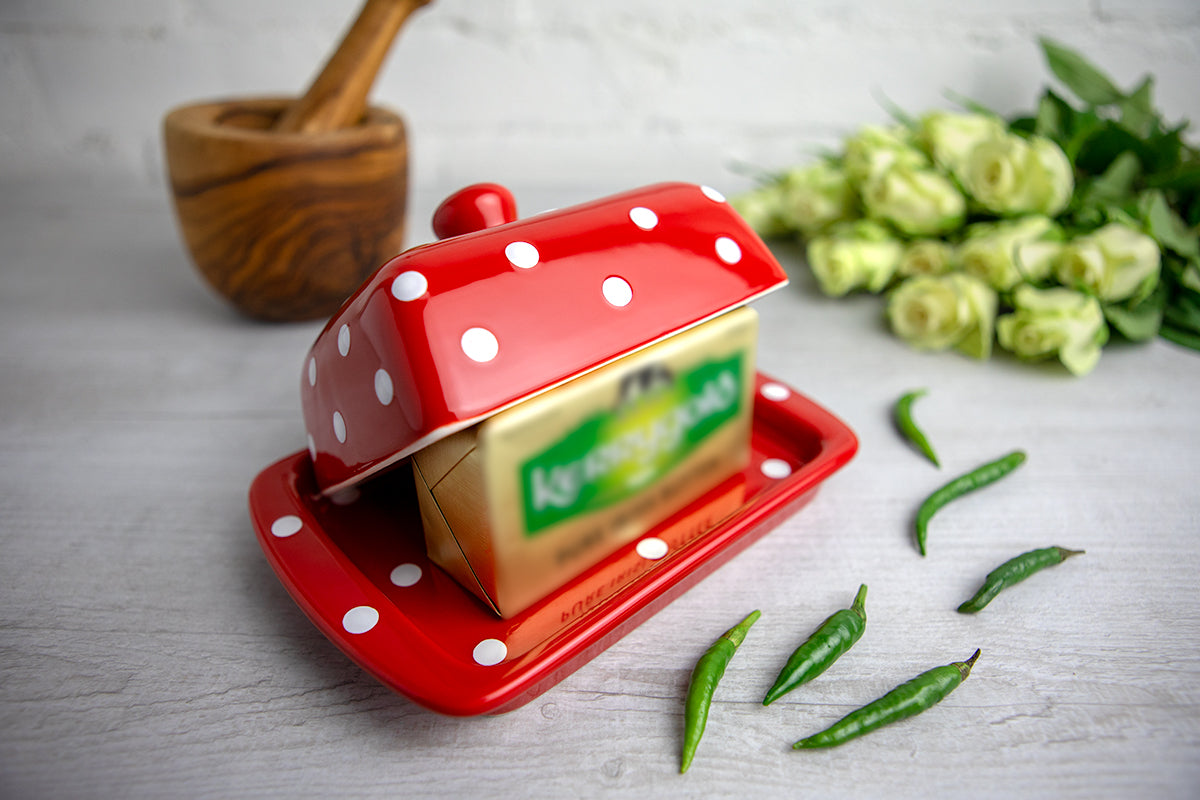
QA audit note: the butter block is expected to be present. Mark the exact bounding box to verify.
[412,307,758,618]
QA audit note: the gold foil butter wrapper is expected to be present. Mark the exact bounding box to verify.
[412,307,758,618]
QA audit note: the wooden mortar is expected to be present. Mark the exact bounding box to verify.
[163,0,431,322]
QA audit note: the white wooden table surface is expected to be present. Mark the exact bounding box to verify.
[2,180,1198,799]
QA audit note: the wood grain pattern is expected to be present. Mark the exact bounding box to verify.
[274,0,434,134]
[163,97,408,321]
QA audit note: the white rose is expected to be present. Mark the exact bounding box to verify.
[861,163,966,237]
[806,221,903,297]
[1025,136,1075,217]
[962,133,1074,217]
[730,183,792,238]
[1055,223,1161,302]
[887,273,998,358]
[917,110,1007,176]
[897,239,957,278]
[997,285,1108,376]
[776,161,857,237]
[843,124,929,187]
[958,216,1063,291]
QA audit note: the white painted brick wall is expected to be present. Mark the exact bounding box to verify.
[2,0,1197,194]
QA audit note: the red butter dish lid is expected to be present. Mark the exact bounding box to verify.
[301,182,789,494]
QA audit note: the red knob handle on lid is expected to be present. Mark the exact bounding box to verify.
[432,183,519,240]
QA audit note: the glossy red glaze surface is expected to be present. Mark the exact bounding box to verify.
[431,182,519,239]
[300,182,789,493]
[251,375,857,716]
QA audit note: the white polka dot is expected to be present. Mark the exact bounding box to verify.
[636,537,669,560]
[271,515,303,538]
[461,327,499,362]
[307,434,316,460]
[329,487,360,506]
[716,236,742,264]
[602,276,633,307]
[343,606,379,634]
[701,185,726,203]
[390,563,422,587]
[333,411,346,443]
[629,206,658,230]
[337,324,351,356]
[505,241,540,269]
[473,638,507,666]
[761,458,792,479]
[760,382,791,402]
[375,368,394,405]
[391,270,428,302]
[307,357,316,387]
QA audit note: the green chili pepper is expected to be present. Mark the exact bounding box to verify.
[915,450,1027,556]
[680,609,760,774]
[762,584,867,706]
[792,649,981,750]
[957,546,1085,613]
[894,389,939,467]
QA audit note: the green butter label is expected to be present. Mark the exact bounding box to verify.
[519,354,744,535]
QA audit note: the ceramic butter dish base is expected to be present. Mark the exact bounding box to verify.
[250,374,857,716]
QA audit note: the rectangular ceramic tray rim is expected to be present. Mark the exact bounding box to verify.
[250,374,857,715]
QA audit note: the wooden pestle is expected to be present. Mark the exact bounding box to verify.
[275,0,433,134]
[163,0,433,321]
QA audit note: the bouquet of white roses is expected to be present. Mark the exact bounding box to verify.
[733,39,1200,376]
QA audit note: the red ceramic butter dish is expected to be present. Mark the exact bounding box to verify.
[251,182,856,714]
[250,374,857,716]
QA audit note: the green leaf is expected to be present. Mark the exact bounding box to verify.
[726,159,791,187]
[1141,125,1188,174]
[1033,91,1073,143]
[1066,193,1143,233]
[1083,151,1142,204]
[1009,115,1037,136]
[1160,272,1200,353]
[1161,256,1200,352]
[1164,290,1200,329]
[1069,203,1110,230]
[1074,123,1147,174]
[1118,77,1158,138]
[1146,162,1200,192]
[1159,322,1200,352]
[1104,283,1165,341]
[873,89,918,128]
[1040,37,1126,107]
[943,89,1001,119]
[1180,260,1200,293]
[1185,195,1200,229]
[1063,112,1111,166]
[1141,190,1200,258]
